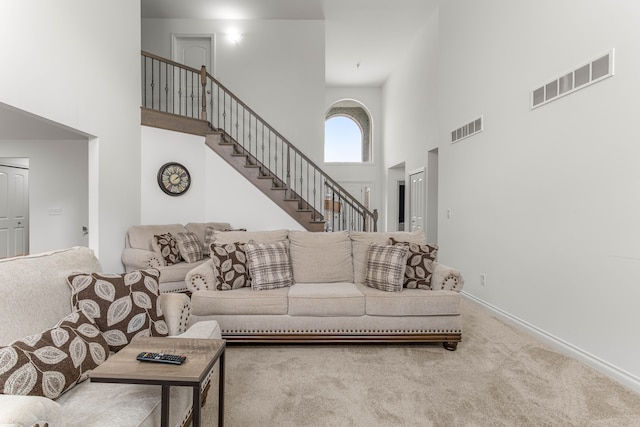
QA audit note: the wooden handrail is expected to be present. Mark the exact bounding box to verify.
[141,51,378,232]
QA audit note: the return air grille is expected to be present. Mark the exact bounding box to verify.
[451,116,483,143]
[531,49,614,109]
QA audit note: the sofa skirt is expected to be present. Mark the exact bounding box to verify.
[189,314,462,345]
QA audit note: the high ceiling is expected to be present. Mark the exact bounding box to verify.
[141,0,439,87]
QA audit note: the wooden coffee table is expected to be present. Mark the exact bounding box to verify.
[90,337,226,427]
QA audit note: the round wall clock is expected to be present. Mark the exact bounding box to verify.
[157,162,191,196]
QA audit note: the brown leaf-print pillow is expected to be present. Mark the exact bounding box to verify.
[389,237,438,290]
[0,309,109,399]
[67,269,169,352]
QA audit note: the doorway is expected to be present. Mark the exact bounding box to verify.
[409,168,425,232]
[0,159,29,259]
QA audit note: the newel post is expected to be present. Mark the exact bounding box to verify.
[200,65,207,120]
[373,209,378,232]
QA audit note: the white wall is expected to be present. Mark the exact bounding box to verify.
[324,87,385,229]
[0,142,88,252]
[141,18,326,165]
[383,0,640,389]
[0,0,141,271]
[141,126,303,231]
[382,11,440,233]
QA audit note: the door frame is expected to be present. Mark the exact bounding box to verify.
[408,167,425,233]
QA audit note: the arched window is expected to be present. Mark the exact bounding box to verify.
[324,100,371,163]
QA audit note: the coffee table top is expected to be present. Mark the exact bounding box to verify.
[90,337,225,386]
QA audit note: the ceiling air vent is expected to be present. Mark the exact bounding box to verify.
[451,116,483,144]
[531,49,614,109]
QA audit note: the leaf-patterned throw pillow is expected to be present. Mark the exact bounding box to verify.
[389,238,438,290]
[210,241,251,290]
[0,309,109,399]
[152,233,182,266]
[67,269,169,352]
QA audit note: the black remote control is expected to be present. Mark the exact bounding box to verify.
[136,352,186,365]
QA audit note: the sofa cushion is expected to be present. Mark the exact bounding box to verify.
[67,269,169,352]
[174,231,203,263]
[356,283,461,316]
[185,222,232,255]
[210,242,251,290]
[288,230,353,283]
[151,233,181,266]
[389,238,438,290]
[245,241,294,291]
[0,247,102,347]
[211,229,289,245]
[364,243,408,292]
[191,288,289,316]
[350,230,427,285]
[126,224,187,252]
[288,283,365,316]
[0,310,108,399]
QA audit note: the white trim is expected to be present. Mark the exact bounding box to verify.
[462,291,640,394]
[408,166,425,176]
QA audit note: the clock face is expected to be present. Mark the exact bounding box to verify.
[157,162,191,196]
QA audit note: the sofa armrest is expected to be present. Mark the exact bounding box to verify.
[121,247,165,272]
[169,320,222,340]
[185,259,216,292]
[158,293,191,336]
[0,395,61,426]
[431,262,465,292]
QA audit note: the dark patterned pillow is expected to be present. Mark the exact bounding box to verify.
[67,269,169,352]
[174,231,203,263]
[152,233,182,265]
[389,238,438,290]
[210,242,251,290]
[245,241,293,291]
[0,310,108,399]
[364,243,409,292]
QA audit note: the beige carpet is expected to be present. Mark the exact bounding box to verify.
[200,297,640,426]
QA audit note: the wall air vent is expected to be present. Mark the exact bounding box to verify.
[451,116,483,143]
[531,49,614,109]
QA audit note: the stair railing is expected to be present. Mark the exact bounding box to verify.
[141,51,377,232]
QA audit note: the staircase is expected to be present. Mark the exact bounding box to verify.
[140,51,377,232]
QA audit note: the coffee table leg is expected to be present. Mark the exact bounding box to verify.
[219,349,225,427]
[161,385,170,427]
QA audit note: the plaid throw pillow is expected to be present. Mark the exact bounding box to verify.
[389,238,438,290]
[245,241,293,291]
[152,233,181,265]
[0,310,109,399]
[175,231,203,263]
[365,243,409,292]
[210,241,251,290]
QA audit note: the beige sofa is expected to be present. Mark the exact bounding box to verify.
[186,229,465,350]
[0,247,221,427]
[121,221,232,293]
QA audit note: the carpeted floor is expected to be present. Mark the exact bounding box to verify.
[200,297,640,426]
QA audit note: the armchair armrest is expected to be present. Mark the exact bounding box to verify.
[158,293,191,336]
[185,259,216,292]
[431,262,465,292]
[0,395,61,426]
[121,247,165,272]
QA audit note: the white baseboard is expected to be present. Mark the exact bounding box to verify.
[462,291,640,394]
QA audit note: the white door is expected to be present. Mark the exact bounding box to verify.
[409,170,425,232]
[0,165,29,259]
[172,36,214,119]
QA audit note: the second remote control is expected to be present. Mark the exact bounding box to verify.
[137,352,186,365]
